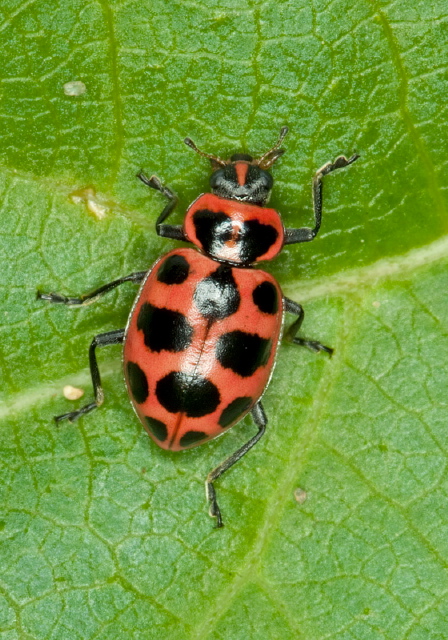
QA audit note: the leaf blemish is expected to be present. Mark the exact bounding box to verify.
[294,488,307,504]
[63,80,87,96]
[69,186,110,220]
[63,385,84,400]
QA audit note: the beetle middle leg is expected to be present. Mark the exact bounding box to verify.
[206,402,267,528]
[54,329,125,423]
[37,271,147,306]
[284,297,333,355]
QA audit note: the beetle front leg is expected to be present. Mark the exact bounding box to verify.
[37,271,147,306]
[284,154,359,245]
[206,402,267,528]
[284,298,333,355]
[55,329,125,423]
[137,172,186,241]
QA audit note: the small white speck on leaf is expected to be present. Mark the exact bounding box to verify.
[63,81,87,96]
[69,186,110,220]
[294,488,307,504]
[372,300,381,308]
[63,385,84,400]
[86,199,108,219]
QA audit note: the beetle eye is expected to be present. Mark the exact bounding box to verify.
[260,171,273,190]
[210,168,224,189]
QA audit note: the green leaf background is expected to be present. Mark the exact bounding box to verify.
[1,0,447,638]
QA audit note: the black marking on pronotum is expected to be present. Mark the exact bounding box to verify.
[127,361,149,404]
[145,416,168,442]
[157,254,190,285]
[155,371,221,417]
[219,396,253,428]
[238,220,278,263]
[192,209,278,264]
[192,209,233,256]
[216,330,272,377]
[137,303,193,352]
[194,264,240,320]
[252,281,278,315]
[179,430,208,447]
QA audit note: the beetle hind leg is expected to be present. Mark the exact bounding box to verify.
[55,329,125,424]
[284,297,333,355]
[205,402,267,528]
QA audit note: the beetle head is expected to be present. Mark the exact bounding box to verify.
[184,127,288,206]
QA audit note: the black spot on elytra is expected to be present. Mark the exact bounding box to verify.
[144,416,168,442]
[127,361,149,404]
[193,265,240,320]
[193,209,233,256]
[155,371,220,417]
[252,281,278,315]
[137,303,193,352]
[219,396,252,428]
[238,220,278,263]
[179,430,208,448]
[157,254,190,285]
[216,330,272,377]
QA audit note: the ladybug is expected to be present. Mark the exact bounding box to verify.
[38,127,358,527]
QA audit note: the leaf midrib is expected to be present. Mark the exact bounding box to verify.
[3,233,447,415]
[285,234,448,301]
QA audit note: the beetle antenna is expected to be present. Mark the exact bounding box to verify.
[184,137,227,167]
[257,126,289,169]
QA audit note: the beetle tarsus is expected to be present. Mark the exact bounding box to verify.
[292,338,334,356]
[37,291,69,304]
[54,402,98,424]
[207,482,224,528]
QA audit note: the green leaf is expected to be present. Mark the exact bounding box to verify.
[1,0,447,638]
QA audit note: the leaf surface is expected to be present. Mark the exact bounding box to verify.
[1,0,447,638]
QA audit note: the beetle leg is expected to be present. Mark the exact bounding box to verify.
[37,271,147,306]
[137,172,186,241]
[284,154,359,244]
[284,297,333,355]
[206,402,267,528]
[54,329,125,423]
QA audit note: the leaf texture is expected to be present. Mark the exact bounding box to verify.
[0,0,447,638]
